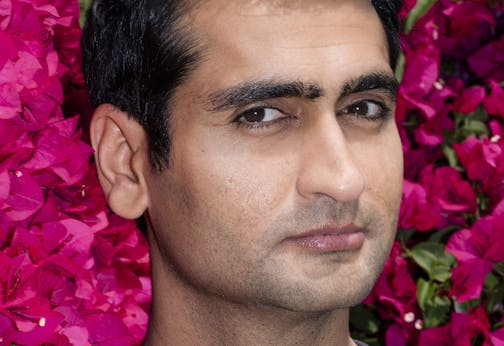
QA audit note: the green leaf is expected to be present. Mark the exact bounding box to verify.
[79,0,92,27]
[454,298,481,313]
[397,228,417,247]
[468,106,490,122]
[485,270,504,313]
[349,305,381,334]
[493,260,504,277]
[395,52,406,83]
[407,242,456,282]
[404,0,437,34]
[428,226,460,243]
[464,119,489,136]
[417,278,436,311]
[485,272,498,291]
[423,296,451,328]
[442,145,460,169]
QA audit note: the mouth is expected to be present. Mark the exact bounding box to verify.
[284,224,366,253]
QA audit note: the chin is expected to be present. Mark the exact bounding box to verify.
[252,270,379,313]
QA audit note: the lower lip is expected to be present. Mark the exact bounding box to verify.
[288,232,365,252]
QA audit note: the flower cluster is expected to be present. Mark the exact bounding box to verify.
[0,1,150,344]
[1,0,504,345]
[351,1,504,345]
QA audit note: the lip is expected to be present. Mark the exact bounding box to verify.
[285,224,366,253]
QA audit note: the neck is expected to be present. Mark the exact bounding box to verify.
[144,235,354,346]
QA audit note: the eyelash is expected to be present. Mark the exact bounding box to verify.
[337,100,391,121]
[233,105,295,130]
[233,99,391,130]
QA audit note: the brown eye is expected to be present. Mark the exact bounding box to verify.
[242,108,266,123]
[236,107,285,125]
[341,100,388,120]
[349,102,370,116]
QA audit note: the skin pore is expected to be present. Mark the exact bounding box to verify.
[90,0,404,344]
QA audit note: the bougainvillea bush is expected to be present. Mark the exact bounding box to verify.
[0,0,150,344]
[351,1,504,345]
[0,0,502,345]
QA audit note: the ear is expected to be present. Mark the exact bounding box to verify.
[90,104,150,219]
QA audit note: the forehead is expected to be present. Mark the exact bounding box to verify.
[177,0,390,100]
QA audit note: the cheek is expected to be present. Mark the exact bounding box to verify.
[169,133,295,241]
[355,126,404,205]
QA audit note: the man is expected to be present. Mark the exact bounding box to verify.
[82,0,403,344]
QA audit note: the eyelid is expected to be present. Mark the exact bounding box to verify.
[337,99,391,120]
[232,104,286,122]
[231,104,297,132]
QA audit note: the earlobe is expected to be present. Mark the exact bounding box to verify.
[90,104,150,219]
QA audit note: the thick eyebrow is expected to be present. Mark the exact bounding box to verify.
[339,72,399,102]
[206,72,398,113]
[207,80,323,112]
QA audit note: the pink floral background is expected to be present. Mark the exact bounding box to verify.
[0,0,503,345]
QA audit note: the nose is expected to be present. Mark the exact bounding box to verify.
[296,116,366,202]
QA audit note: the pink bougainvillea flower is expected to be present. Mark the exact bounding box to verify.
[435,1,496,59]
[443,1,495,38]
[419,307,491,346]
[385,324,410,346]
[449,258,493,302]
[398,44,440,120]
[484,80,504,119]
[1,171,44,221]
[468,35,504,82]
[410,79,457,147]
[399,180,441,231]
[442,2,495,39]
[413,106,454,146]
[85,312,135,346]
[364,242,419,326]
[0,313,15,345]
[490,324,504,346]
[447,201,504,301]
[454,136,501,182]
[0,61,22,120]
[0,0,151,343]
[0,28,17,68]
[447,200,504,264]
[23,117,93,185]
[12,309,65,346]
[453,86,486,114]
[0,170,9,204]
[418,323,452,346]
[420,165,477,213]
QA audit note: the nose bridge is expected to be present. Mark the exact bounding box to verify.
[297,116,366,201]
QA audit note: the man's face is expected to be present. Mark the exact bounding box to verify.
[145,0,403,311]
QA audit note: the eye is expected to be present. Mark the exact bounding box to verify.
[235,107,288,128]
[339,100,389,120]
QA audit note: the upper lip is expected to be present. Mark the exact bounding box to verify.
[288,224,365,239]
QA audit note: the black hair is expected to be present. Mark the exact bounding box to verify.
[372,0,404,71]
[82,0,403,171]
[82,0,201,170]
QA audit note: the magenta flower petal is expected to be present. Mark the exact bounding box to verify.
[468,35,504,81]
[2,171,43,221]
[446,228,478,262]
[453,86,486,114]
[85,312,135,346]
[449,259,493,302]
[454,136,501,182]
[420,165,477,214]
[0,61,22,120]
[399,180,441,231]
[484,81,504,119]
[490,324,504,346]
[418,323,452,346]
